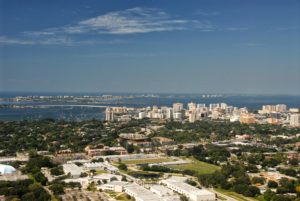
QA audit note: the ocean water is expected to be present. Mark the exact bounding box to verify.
[0,92,300,121]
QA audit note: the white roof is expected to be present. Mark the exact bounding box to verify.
[163,179,215,196]
[103,181,129,187]
[150,185,174,196]
[84,162,104,168]
[93,173,122,181]
[125,183,161,201]
[0,164,16,174]
[63,163,83,176]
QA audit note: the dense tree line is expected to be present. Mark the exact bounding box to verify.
[0,180,51,201]
[23,152,56,185]
[156,120,300,143]
[199,163,260,197]
[127,171,161,179]
[166,145,230,165]
[0,119,111,155]
[141,164,182,174]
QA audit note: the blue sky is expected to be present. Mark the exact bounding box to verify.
[0,0,299,94]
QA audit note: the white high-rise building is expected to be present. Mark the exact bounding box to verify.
[276,104,287,112]
[209,103,219,111]
[166,108,173,119]
[105,107,114,121]
[138,112,147,119]
[173,103,183,113]
[290,114,300,127]
[188,111,196,123]
[188,102,197,111]
[197,104,205,109]
[220,103,227,110]
[173,112,182,120]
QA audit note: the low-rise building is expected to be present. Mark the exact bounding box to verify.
[0,164,16,175]
[100,181,129,192]
[125,183,161,201]
[85,145,128,157]
[161,177,216,201]
[150,185,174,197]
[63,163,83,178]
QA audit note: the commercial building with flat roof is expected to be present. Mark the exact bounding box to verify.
[63,163,83,178]
[161,177,216,201]
[125,183,161,201]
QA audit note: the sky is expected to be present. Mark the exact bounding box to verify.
[0,0,299,95]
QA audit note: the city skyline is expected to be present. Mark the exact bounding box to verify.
[1,0,300,95]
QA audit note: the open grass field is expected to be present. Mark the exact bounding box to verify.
[168,157,220,175]
[215,188,259,201]
[115,193,133,201]
[95,169,107,174]
[122,157,174,165]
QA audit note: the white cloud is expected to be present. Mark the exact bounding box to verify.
[0,36,36,45]
[0,36,126,46]
[1,7,214,45]
[277,26,299,31]
[24,7,207,36]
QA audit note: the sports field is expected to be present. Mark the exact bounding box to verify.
[122,157,174,165]
[168,157,220,175]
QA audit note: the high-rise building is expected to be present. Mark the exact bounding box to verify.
[197,104,205,109]
[276,104,287,112]
[105,107,114,121]
[152,105,158,113]
[166,108,173,119]
[188,111,196,123]
[290,114,300,127]
[220,103,227,110]
[187,102,196,111]
[173,103,183,113]
[209,103,219,111]
[239,113,256,124]
[138,112,147,119]
[173,112,182,120]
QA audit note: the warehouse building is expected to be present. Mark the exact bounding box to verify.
[161,177,216,201]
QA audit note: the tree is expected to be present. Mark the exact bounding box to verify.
[251,177,265,185]
[126,144,135,154]
[50,166,64,176]
[118,163,127,171]
[186,179,197,186]
[180,195,189,201]
[267,180,278,188]
[49,183,64,195]
[272,194,293,201]
[263,189,275,201]
[80,172,88,177]
[288,158,298,166]
[121,176,127,181]
[33,172,48,186]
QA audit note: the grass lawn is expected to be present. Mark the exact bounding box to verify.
[95,169,107,174]
[115,193,134,201]
[215,188,259,201]
[122,157,174,165]
[168,157,220,175]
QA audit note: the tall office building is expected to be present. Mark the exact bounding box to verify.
[173,103,183,113]
[276,104,287,112]
[290,114,300,127]
[105,107,114,121]
[187,102,197,111]
[188,111,196,123]
[166,108,173,119]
